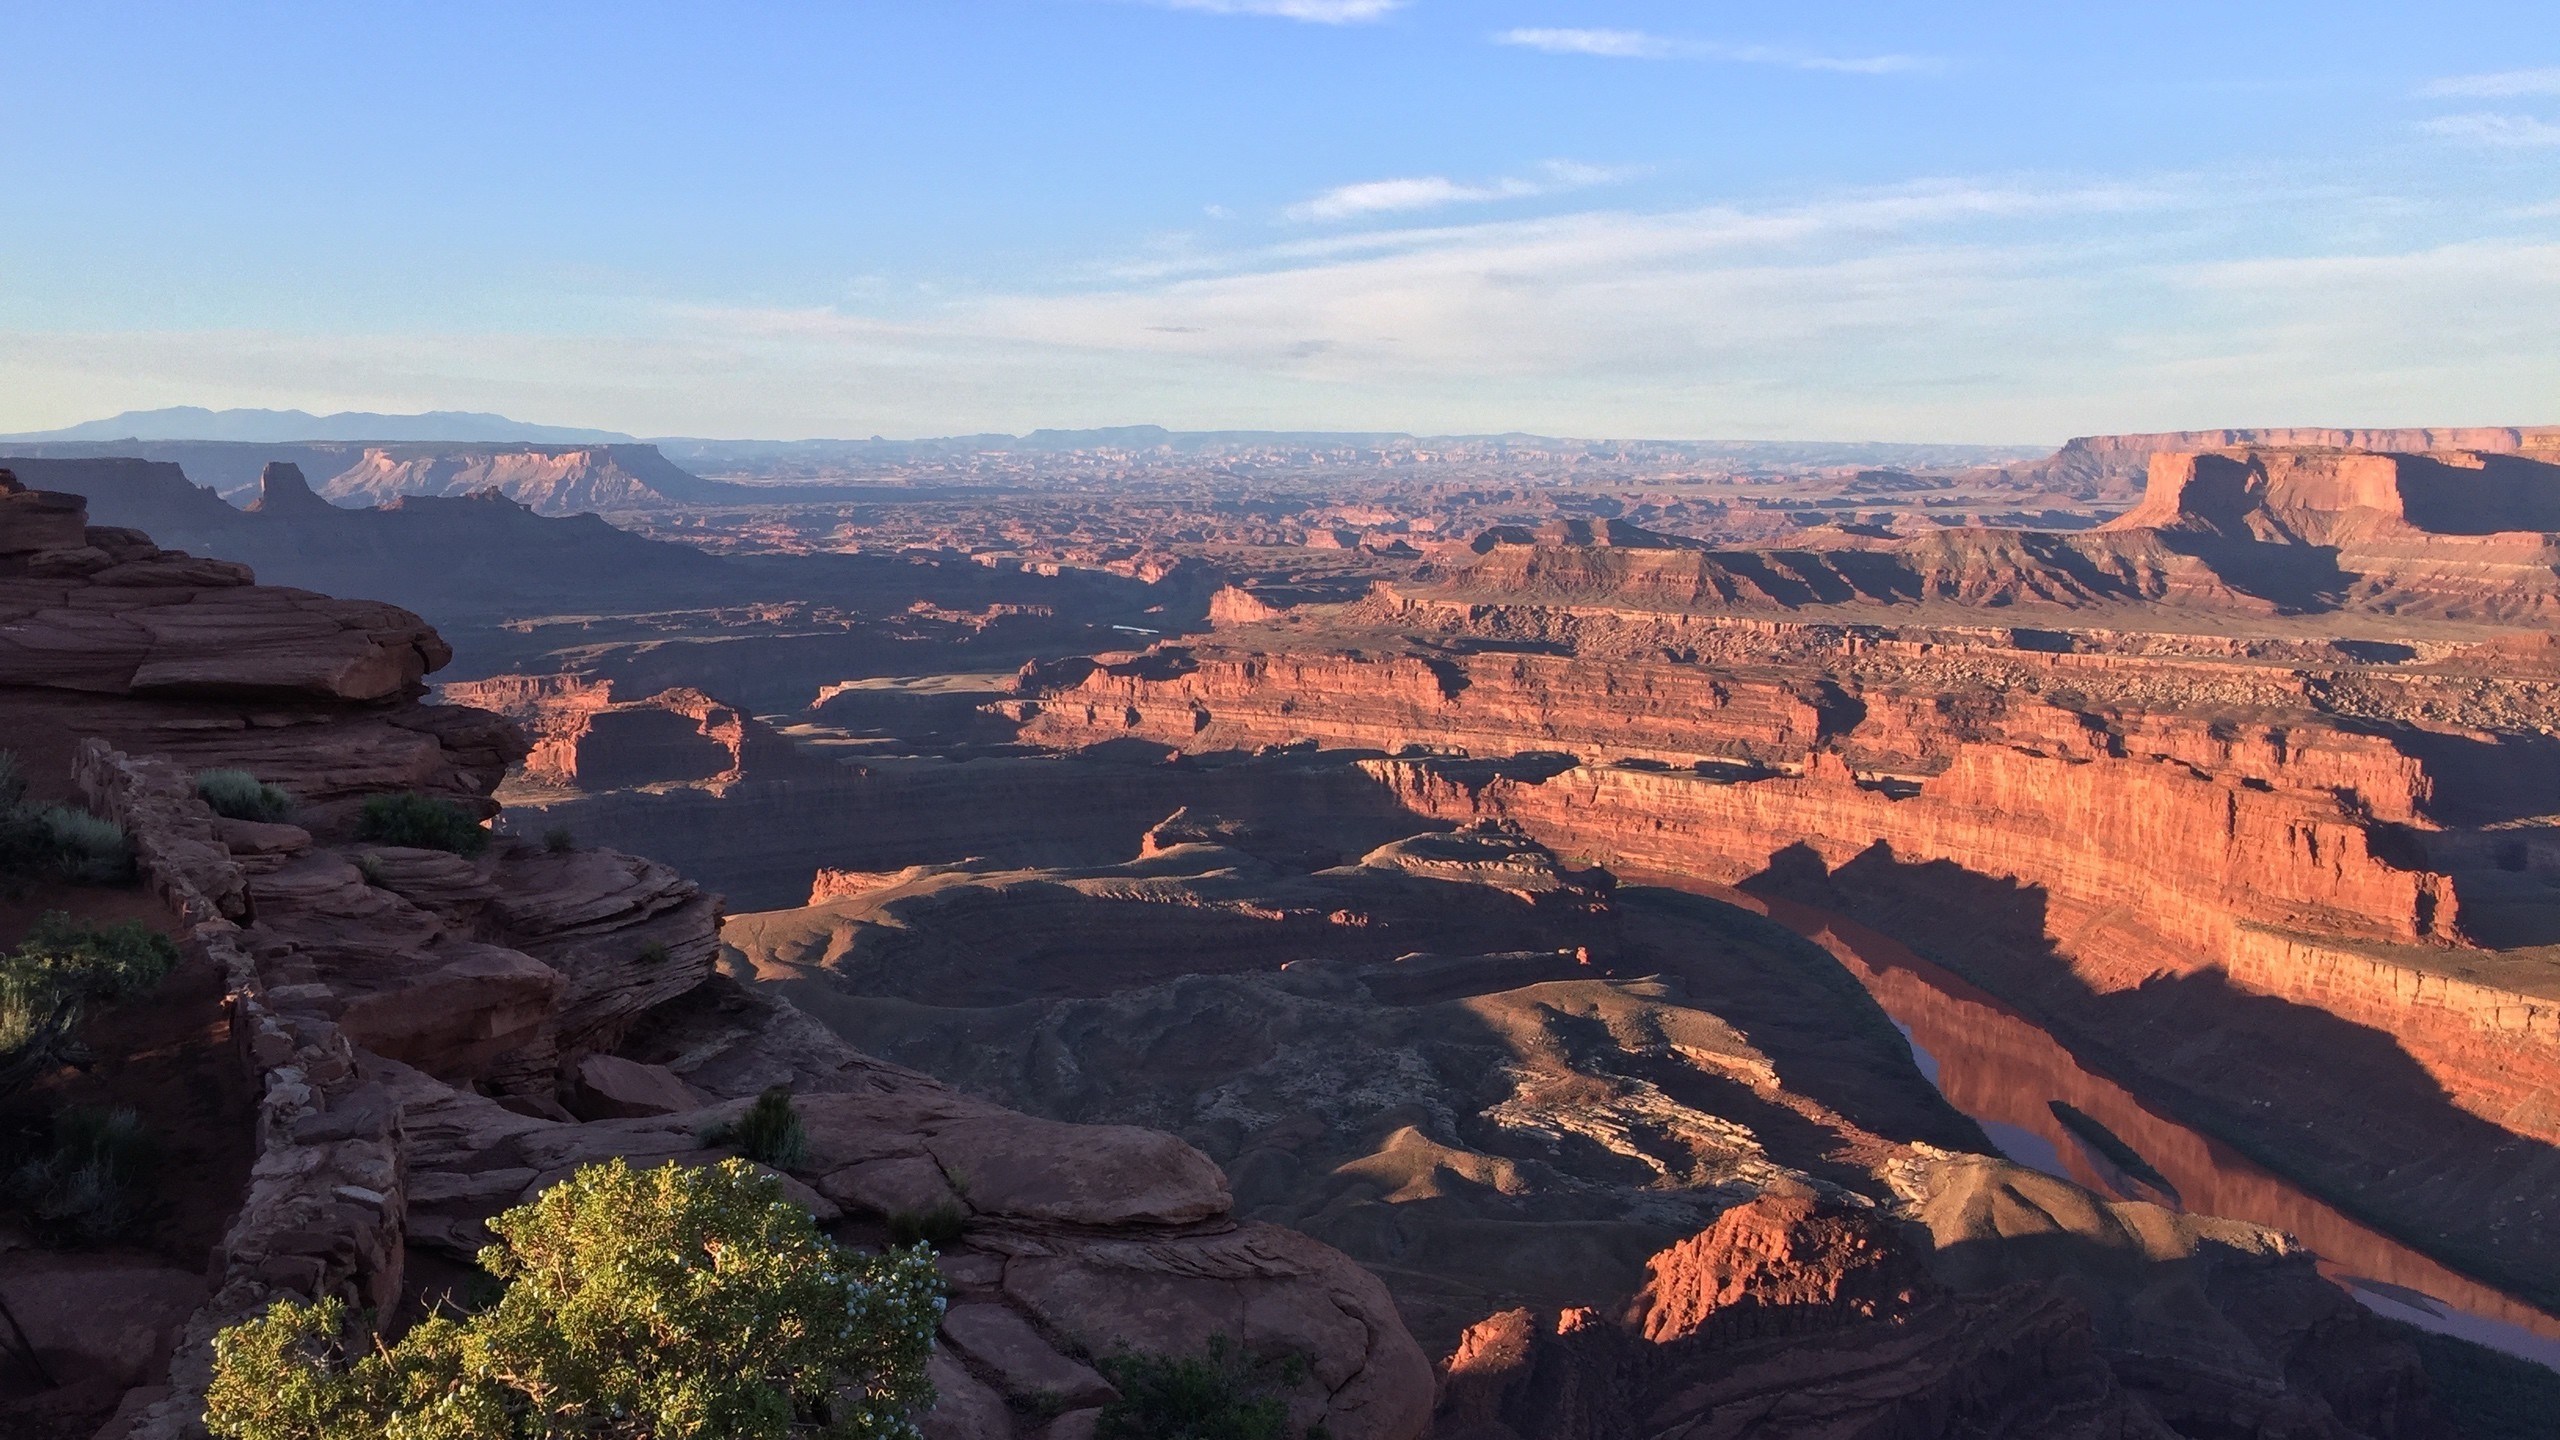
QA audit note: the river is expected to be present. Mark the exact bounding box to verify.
[1659,879,2560,1372]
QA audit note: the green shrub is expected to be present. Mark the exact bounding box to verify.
[0,914,179,1090]
[639,940,671,966]
[705,1086,809,1170]
[0,807,54,887]
[197,769,297,824]
[9,1104,156,1243]
[0,785,134,890]
[543,824,576,854]
[354,792,488,855]
[41,806,133,884]
[204,1158,944,1440]
[1096,1337,1320,1440]
[886,1203,967,1249]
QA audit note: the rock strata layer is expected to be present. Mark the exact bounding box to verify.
[999,446,2560,1319]
[0,488,1434,1440]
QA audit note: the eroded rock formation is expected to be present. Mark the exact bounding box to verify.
[1437,1179,2443,1440]
[725,820,2459,1434]
[0,484,1434,1440]
[440,676,825,792]
[998,446,2560,1326]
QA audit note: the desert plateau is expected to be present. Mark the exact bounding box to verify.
[0,412,2553,1439]
[7,5,2557,1436]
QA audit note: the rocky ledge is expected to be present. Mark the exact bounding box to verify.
[0,483,1432,1440]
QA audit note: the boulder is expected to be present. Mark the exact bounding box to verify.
[1001,1222,1434,1440]
[920,1347,1015,1440]
[924,1113,1230,1227]
[208,815,313,857]
[0,481,90,554]
[568,1053,699,1120]
[0,1262,206,1389]
[819,1155,963,1217]
[940,1303,1116,1409]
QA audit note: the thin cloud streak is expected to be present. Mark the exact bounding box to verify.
[2421,113,2560,148]
[2420,67,2560,98]
[1100,177,2183,282]
[1286,161,1633,221]
[10,182,2552,439]
[1152,0,1403,22]
[1494,27,1934,75]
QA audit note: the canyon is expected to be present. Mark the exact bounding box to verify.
[0,475,1431,1440]
[990,445,2560,1336]
[6,426,2558,1438]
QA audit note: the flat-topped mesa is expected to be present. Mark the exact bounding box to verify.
[1468,517,1706,552]
[1961,425,2560,503]
[2105,447,2560,544]
[2074,425,2560,458]
[316,442,733,514]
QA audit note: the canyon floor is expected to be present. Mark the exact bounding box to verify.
[6,428,2559,1438]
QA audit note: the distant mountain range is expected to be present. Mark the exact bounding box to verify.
[0,407,636,444]
[6,408,2038,468]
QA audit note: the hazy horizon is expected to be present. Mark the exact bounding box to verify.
[0,403,2063,452]
[3,2,2554,441]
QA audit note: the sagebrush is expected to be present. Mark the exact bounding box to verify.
[705,1086,810,1170]
[1096,1336,1323,1440]
[0,753,133,889]
[197,768,296,824]
[354,792,489,855]
[0,914,178,1094]
[9,1104,156,1243]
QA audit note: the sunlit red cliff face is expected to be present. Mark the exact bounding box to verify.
[0,472,1438,1440]
[1007,445,2560,1315]
[438,677,829,792]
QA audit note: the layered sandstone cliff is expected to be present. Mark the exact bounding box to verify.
[0,479,1433,1440]
[727,823,2462,1437]
[312,443,740,513]
[1436,1180,2443,1440]
[439,676,829,792]
[999,451,2560,1319]
[1405,446,2560,620]
[1959,427,2560,504]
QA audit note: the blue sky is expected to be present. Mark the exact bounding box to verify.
[2,1,2554,441]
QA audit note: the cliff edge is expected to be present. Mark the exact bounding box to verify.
[0,473,1433,1440]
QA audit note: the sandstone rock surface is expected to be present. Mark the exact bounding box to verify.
[1,503,1436,1440]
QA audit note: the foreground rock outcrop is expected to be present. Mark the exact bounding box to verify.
[0,480,1433,1440]
[1437,1177,2444,1440]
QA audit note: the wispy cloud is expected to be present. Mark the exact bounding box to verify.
[2421,66,2560,98]
[1494,27,1933,75]
[2421,112,2560,148]
[14,177,2554,441]
[1153,0,1402,22]
[1286,161,1632,222]
[685,178,2199,385]
[619,178,2559,439]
